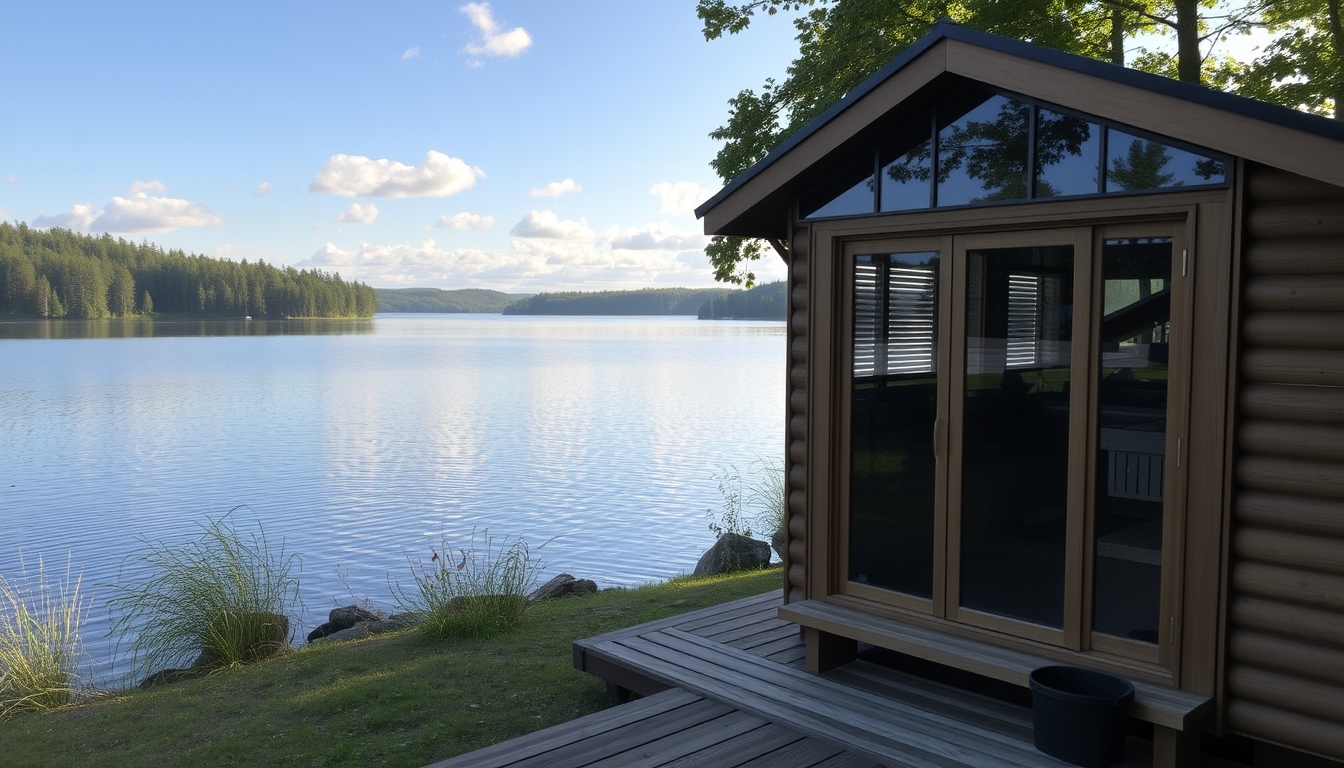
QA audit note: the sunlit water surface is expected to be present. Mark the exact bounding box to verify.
[0,314,785,685]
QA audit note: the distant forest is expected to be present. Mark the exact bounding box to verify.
[373,287,531,313]
[502,283,786,319]
[0,223,376,319]
[697,281,786,320]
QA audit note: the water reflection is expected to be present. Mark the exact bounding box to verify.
[0,318,376,339]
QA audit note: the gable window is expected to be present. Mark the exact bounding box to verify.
[801,87,1228,220]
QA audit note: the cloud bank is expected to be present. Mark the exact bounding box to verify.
[32,182,224,234]
[309,151,484,198]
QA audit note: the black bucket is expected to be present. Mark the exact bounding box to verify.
[1029,665,1135,768]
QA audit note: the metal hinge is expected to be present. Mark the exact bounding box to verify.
[1182,249,1188,277]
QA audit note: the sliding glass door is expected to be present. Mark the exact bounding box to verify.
[841,224,1186,664]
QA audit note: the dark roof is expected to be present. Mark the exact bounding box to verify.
[696,19,1344,220]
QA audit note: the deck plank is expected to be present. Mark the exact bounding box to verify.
[581,710,765,768]
[656,723,808,768]
[424,689,704,768]
[502,697,736,768]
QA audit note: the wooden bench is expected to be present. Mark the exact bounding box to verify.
[780,599,1213,768]
[578,624,1156,767]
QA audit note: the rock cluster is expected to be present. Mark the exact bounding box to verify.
[528,573,598,602]
[139,611,290,689]
[693,532,771,576]
[307,605,416,645]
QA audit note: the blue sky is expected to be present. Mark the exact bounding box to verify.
[0,1,800,291]
[0,2,1271,292]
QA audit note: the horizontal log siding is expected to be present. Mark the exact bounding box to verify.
[785,224,810,605]
[1227,164,1344,760]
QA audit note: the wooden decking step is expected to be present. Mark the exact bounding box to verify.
[579,623,1153,767]
[780,599,1211,733]
[424,687,880,768]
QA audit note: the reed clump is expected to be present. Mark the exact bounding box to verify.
[393,529,543,639]
[108,511,301,680]
[0,554,89,720]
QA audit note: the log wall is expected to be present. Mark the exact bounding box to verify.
[784,224,810,605]
[1226,164,1344,760]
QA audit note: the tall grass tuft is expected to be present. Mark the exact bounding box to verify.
[0,554,89,720]
[392,529,543,640]
[108,510,301,680]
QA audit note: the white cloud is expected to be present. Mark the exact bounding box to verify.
[336,203,379,224]
[435,212,495,230]
[401,46,421,61]
[128,180,167,195]
[212,244,264,259]
[460,3,532,60]
[510,210,595,240]
[31,182,223,234]
[5,175,19,185]
[604,222,707,251]
[253,182,273,197]
[296,236,708,291]
[650,181,711,215]
[33,204,103,230]
[529,178,580,198]
[312,223,328,231]
[309,151,484,198]
[0,208,10,220]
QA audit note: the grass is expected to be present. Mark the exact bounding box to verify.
[0,555,89,720]
[392,529,543,640]
[0,567,781,767]
[107,511,301,680]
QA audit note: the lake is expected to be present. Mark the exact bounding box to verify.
[0,314,786,685]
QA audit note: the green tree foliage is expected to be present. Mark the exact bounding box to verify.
[1235,0,1343,118]
[0,223,376,319]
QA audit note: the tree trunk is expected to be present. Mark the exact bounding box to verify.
[1110,7,1125,66]
[1175,0,1202,83]
[1329,0,1343,119]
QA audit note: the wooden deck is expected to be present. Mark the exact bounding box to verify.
[431,590,1182,767]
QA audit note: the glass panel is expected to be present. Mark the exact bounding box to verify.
[937,92,1030,206]
[1093,237,1172,643]
[880,115,933,212]
[1105,130,1227,192]
[961,244,1073,628]
[1034,109,1100,198]
[850,251,939,597]
[801,152,875,219]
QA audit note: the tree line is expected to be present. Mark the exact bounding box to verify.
[502,287,738,316]
[0,223,376,319]
[698,280,786,319]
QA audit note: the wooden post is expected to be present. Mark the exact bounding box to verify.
[1153,726,1199,768]
[805,626,857,673]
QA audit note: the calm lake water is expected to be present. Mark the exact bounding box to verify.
[0,314,785,685]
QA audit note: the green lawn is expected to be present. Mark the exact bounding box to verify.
[0,568,782,767]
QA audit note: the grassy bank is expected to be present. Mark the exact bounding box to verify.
[0,567,781,767]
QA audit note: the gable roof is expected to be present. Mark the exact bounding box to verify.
[696,20,1344,238]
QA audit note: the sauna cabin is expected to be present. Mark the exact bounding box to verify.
[696,21,1344,766]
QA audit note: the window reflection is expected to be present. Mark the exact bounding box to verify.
[880,116,933,212]
[1035,110,1100,197]
[961,244,1073,628]
[1106,131,1226,192]
[801,152,874,219]
[1093,237,1172,643]
[851,251,939,597]
[938,93,1030,206]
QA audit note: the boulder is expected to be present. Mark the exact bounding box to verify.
[310,624,371,646]
[328,605,379,629]
[770,529,786,562]
[693,533,771,576]
[528,574,599,602]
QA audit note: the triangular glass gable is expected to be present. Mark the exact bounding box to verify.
[801,86,1228,220]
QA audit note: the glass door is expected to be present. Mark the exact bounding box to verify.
[946,229,1091,644]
